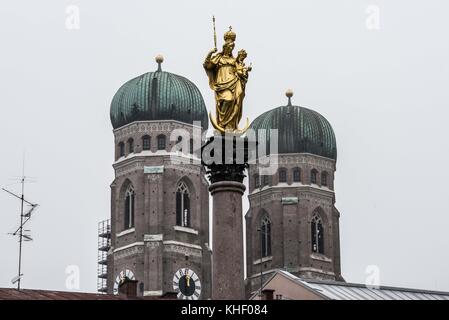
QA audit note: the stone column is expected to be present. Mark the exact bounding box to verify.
[209,181,246,300]
[202,134,250,300]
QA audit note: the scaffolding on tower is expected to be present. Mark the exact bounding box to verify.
[97,219,111,293]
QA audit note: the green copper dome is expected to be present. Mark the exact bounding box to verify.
[250,95,337,160]
[110,59,208,129]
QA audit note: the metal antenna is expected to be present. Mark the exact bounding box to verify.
[2,155,39,290]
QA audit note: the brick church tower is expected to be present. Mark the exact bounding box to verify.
[106,56,211,299]
[245,91,343,295]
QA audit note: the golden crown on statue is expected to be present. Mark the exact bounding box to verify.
[223,26,236,43]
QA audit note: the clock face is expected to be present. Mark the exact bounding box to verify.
[113,269,135,295]
[173,268,201,300]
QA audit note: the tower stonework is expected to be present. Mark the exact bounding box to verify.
[106,59,211,299]
[245,154,342,293]
[245,95,343,296]
[108,121,211,298]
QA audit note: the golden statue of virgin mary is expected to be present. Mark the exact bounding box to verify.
[203,26,252,133]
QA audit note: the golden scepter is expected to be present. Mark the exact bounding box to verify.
[212,15,217,50]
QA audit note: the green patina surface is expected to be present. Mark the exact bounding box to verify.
[143,166,164,174]
[110,70,208,130]
[250,105,337,160]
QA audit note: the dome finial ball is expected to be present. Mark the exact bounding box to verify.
[155,54,164,72]
[155,54,164,64]
[286,89,293,98]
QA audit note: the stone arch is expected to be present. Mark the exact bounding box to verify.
[310,206,328,223]
[175,176,196,197]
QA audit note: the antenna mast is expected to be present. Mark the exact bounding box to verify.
[2,158,38,290]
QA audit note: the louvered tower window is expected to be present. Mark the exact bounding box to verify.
[260,216,272,257]
[278,168,287,183]
[293,167,301,182]
[128,138,134,153]
[119,142,125,157]
[157,135,166,150]
[176,182,190,228]
[321,172,328,186]
[124,185,135,230]
[311,214,324,254]
[310,169,318,184]
[142,135,151,151]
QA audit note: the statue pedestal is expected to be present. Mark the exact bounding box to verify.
[202,135,249,300]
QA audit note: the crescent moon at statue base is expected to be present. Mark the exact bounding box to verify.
[209,112,250,135]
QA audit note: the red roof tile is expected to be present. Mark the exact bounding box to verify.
[0,288,123,300]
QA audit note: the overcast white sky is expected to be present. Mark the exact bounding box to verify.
[1,0,448,293]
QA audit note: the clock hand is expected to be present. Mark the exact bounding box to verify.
[186,274,190,287]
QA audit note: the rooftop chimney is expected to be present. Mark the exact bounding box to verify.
[262,289,275,300]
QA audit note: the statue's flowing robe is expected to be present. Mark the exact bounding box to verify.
[204,53,244,130]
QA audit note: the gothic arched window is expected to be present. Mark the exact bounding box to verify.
[128,138,134,153]
[310,169,318,184]
[142,135,151,151]
[157,134,166,150]
[119,142,125,157]
[321,171,328,186]
[176,182,190,228]
[260,215,272,257]
[311,214,324,254]
[293,167,301,182]
[124,185,135,230]
[278,168,287,183]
